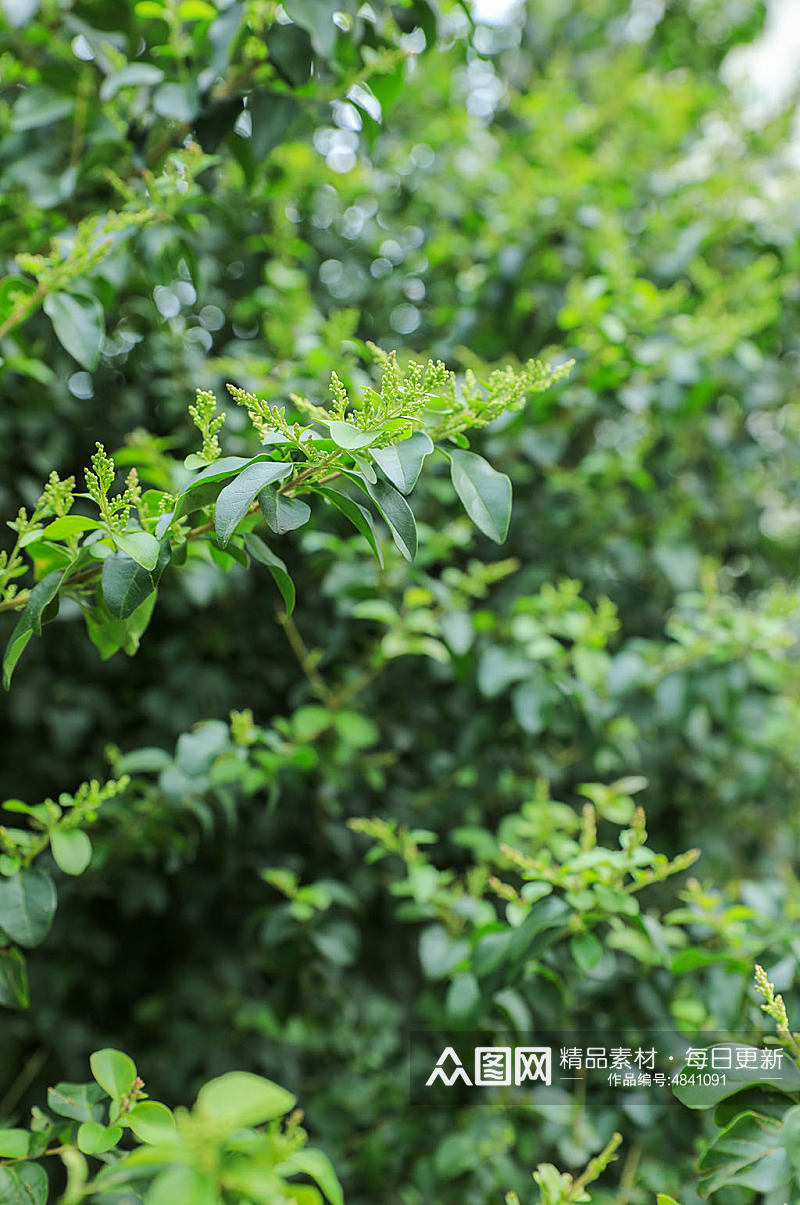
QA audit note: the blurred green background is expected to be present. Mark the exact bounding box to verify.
[3,0,800,1200]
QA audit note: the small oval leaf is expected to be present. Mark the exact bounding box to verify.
[195,1071,295,1128]
[327,420,379,451]
[90,1049,137,1099]
[77,1121,122,1155]
[51,829,92,877]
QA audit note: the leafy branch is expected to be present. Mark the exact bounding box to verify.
[0,349,571,688]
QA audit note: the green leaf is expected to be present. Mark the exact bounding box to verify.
[85,590,158,659]
[101,537,170,620]
[243,533,295,616]
[178,0,219,18]
[283,0,340,56]
[248,91,305,157]
[418,924,470,981]
[0,869,57,948]
[372,432,433,493]
[99,63,165,101]
[48,1081,105,1123]
[656,1197,683,1205]
[350,475,417,560]
[448,448,512,543]
[782,1104,800,1171]
[327,420,379,451]
[0,947,29,1009]
[3,611,33,690]
[113,531,160,571]
[135,0,168,17]
[506,896,572,970]
[51,829,92,876]
[276,1148,344,1205]
[317,487,383,566]
[172,455,250,520]
[0,1163,48,1205]
[697,1109,794,1196]
[214,460,292,546]
[570,931,603,971]
[11,86,74,131]
[24,569,63,636]
[77,1121,122,1155]
[152,81,199,122]
[90,1049,137,1099]
[672,1044,800,1109]
[40,515,104,540]
[0,1129,30,1158]
[195,1071,296,1128]
[352,452,377,482]
[146,1166,218,1205]
[126,1101,177,1144]
[259,488,311,534]
[43,292,105,370]
[445,971,481,1020]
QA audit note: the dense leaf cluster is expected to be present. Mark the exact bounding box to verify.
[3,1,800,1203]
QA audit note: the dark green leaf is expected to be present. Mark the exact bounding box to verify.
[43,292,105,370]
[0,870,56,948]
[673,1045,800,1109]
[25,569,63,636]
[84,591,158,659]
[172,456,250,520]
[243,533,296,616]
[101,538,170,620]
[0,1163,48,1205]
[506,896,571,970]
[570,931,603,971]
[317,487,383,565]
[3,611,33,691]
[248,91,305,157]
[697,1110,793,1196]
[448,448,512,543]
[372,432,433,493]
[349,475,417,561]
[258,487,311,534]
[215,461,292,546]
[0,947,29,1009]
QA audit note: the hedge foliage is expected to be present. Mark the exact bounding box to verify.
[2,1,800,1202]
